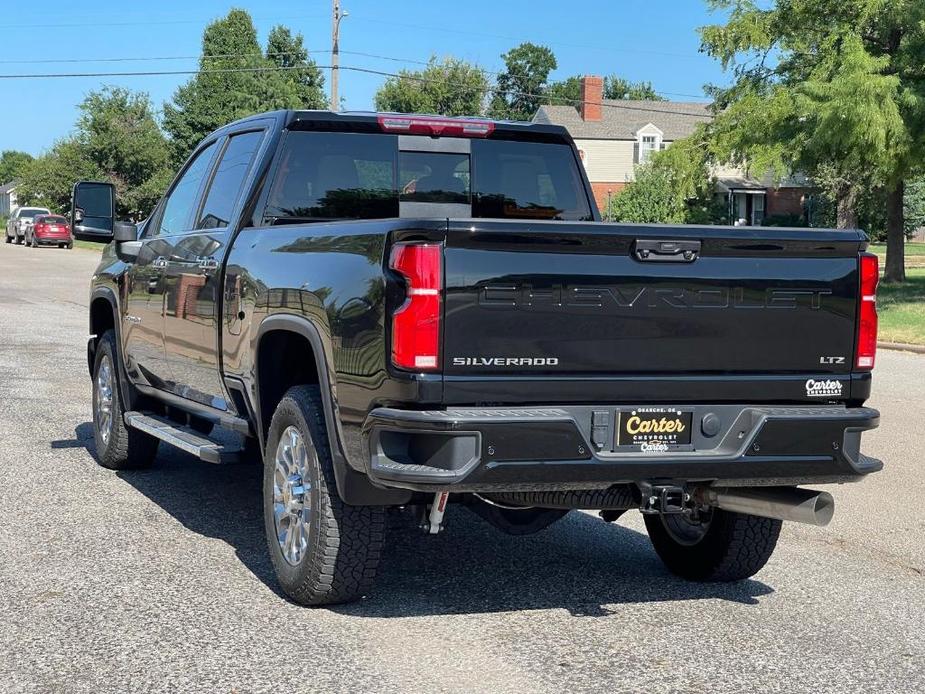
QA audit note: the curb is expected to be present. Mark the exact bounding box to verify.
[878,341,925,355]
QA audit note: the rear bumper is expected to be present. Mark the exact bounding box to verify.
[361,405,882,492]
[34,234,71,244]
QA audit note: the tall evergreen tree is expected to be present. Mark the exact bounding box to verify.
[164,10,326,166]
[163,9,266,165]
[265,25,326,109]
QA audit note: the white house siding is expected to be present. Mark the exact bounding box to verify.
[575,139,638,183]
[0,188,17,217]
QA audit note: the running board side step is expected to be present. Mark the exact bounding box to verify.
[124,412,243,464]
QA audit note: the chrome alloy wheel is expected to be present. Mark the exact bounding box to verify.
[273,426,313,565]
[95,355,114,446]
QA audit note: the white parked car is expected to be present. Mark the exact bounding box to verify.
[5,207,51,245]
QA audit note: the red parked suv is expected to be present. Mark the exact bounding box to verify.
[27,214,73,249]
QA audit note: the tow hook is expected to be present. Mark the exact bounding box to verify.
[639,484,692,515]
[420,491,449,534]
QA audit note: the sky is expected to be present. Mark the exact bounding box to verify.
[0,0,731,156]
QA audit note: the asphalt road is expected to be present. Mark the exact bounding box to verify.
[0,240,923,694]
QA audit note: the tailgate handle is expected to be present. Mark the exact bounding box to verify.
[635,239,701,262]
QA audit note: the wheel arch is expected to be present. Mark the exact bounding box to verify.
[254,313,409,506]
[88,286,136,410]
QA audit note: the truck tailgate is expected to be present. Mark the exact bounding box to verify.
[442,221,864,381]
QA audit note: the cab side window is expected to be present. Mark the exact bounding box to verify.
[197,131,264,230]
[156,141,217,237]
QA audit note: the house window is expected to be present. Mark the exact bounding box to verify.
[639,134,660,164]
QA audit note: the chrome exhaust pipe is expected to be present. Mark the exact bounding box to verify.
[703,487,835,527]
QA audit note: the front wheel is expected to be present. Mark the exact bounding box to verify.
[92,330,159,470]
[4,234,10,244]
[644,508,781,582]
[263,385,386,606]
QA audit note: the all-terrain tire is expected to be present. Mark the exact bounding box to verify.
[263,385,386,606]
[644,509,781,582]
[91,330,159,470]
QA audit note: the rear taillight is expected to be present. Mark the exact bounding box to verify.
[377,114,494,138]
[390,243,442,371]
[856,252,879,370]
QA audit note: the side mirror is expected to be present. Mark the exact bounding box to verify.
[113,221,138,242]
[71,181,115,240]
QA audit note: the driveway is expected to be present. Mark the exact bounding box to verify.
[0,241,922,693]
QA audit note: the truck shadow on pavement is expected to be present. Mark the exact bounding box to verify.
[65,422,774,617]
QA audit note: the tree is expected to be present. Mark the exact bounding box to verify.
[609,127,724,224]
[546,74,667,108]
[163,10,267,165]
[489,43,557,121]
[79,86,170,216]
[0,151,33,184]
[18,87,169,217]
[265,25,326,109]
[374,57,489,117]
[603,74,664,101]
[164,10,324,166]
[18,139,102,213]
[700,0,925,283]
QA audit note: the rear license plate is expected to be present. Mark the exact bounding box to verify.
[617,407,693,447]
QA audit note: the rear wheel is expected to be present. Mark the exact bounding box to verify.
[4,234,10,244]
[263,385,386,606]
[92,330,159,470]
[644,508,781,582]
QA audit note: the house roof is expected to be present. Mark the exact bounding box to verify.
[716,176,766,193]
[533,101,713,141]
[0,180,19,195]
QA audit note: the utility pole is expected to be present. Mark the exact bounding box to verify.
[331,0,348,111]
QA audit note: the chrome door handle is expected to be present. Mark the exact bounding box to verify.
[197,256,219,271]
[152,256,168,269]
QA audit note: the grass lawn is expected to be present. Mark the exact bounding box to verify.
[73,239,108,252]
[878,268,925,345]
[868,241,925,255]
[870,242,925,267]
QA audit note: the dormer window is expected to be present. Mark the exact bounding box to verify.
[634,124,664,165]
[639,134,660,163]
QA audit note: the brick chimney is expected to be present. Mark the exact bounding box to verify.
[580,75,603,122]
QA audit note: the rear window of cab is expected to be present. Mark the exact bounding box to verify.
[262,131,592,224]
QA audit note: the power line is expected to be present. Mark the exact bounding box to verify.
[0,51,330,65]
[0,63,713,118]
[0,49,709,101]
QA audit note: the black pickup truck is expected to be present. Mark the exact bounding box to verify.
[83,110,882,606]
